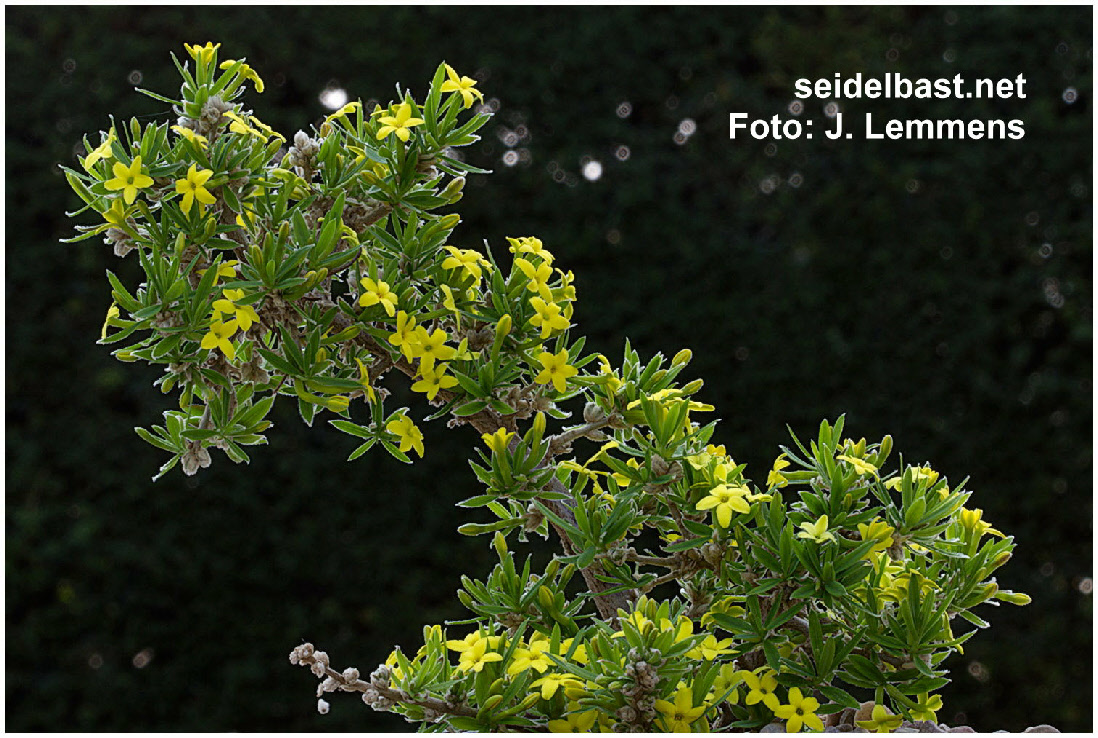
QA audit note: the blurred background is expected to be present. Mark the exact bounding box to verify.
[6,6,1091,732]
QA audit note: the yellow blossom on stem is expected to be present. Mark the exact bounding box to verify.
[184,42,220,66]
[534,348,578,394]
[547,709,598,733]
[200,318,239,361]
[706,663,743,705]
[440,64,484,109]
[515,257,554,302]
[654,682,707,732]
[797,515,835,543]
[175,163,216,215]
[354,357,377,403]
[324,101,362,127]
[856,704,903,733]
[530,672,583,701]
[696,483,752,528]
[103,199,131,227]
[686,634,735,661]
[909,693,943,722]
[212,288,260,331]
[741,669,781,711]
[507,236,554,264]
[359,277,397,316]
[482,427,514,457]
[376,102,425,142]
[219,59,264,92]
[441,245,489,283]
[774,687,824,733]
[412,326,456,374]
[82,127,116,173]
[767,454,791,488]
[104,156,154,205]
[388,310,419,360]
[411,362,459,401]
[507,634,553,676]
[100,303,120,341]
[445,631,501,673]
[198,260,239,284]
[386,414,424,458]
[858,518,895,558]
[529,296,570,338]
[837,454,879,477]
[885,466,940,491]
[171,125,209,149]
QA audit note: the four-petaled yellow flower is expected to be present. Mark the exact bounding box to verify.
[507,236,554,264]
[696,483,751,528]
[858,518,895,558]
[441,245,488,282]
[388,310,419,360]
[506,634,553,676]
[198,259,239,285]
[105,156,154,205]
[529,296,569,338]
[440,64,484,109]
[957,507,1004,539]
[175,163,216,215]
[354,357,377,404]
[100,303,120,341]
[376,102,425,142]
[909,692,943,722]
[547,709,598,733]
[103,199,130,227]
[855,704,903,733]
[515,257,554,302]
[530,672,583,701]
[797,514,835,543]
[412,326,457,373]
[82,127,116,173]
[837,454,878,477]
[359,277,397,316]
[171,125,210,149]
[411,362,459,401]
[386,414,425,458]
[687,634,735,661]
[482,427,513,457]
[200,318,239,361]
[534,349,578,394]
[654,682,707,732]
[445,631,502,673]
[774,687,824,733]
[219,59,264,92]
[767,454,791,488]
[741,669,781,711]
[213,288,260,331]
[324,101,362,127]
[184,42,220,66]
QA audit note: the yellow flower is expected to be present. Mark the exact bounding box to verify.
[530,672,583,701]
[412,326,456,374]
[354,357,377,404]
[957,507,1004,539]
[515,257,554,302]
[212,288,260,331]
[695,484,751,528]
[706,663,743,705]
[547,709,598,733]
[767,455,791,488]
[529,297,570,338]
[184,42,220,66]
[482,427,514,457]
[507,236,554,264]
[654,682,707,732]
[219,59,264,92]
[388,310,420,360]
[102,199,130,227]
[856,704,903,733]
[81,127,116,173]
[741,669,781,711]
[837,454,879,476]
[171,125,209,149]
[534,349,578,394]
[773,687,824,733]
[324,101,362,127]
[376,102,425,142]
[359,277,397,316]
[858,518,895,558]
[441,245,488,283]
[198,260,239,285]
[507,634,553,676]
[885,466,941,491]
[440,64,484,109]
[910,693,943,722]
[175,163,216,215]
[386,414,425,458]
[411,362,459,401]
[200,318,239,361]
[797,515,835,543]
[104,156,154,205]
[100,303,120,341]
[445,631,501,673]
[686,634,735,661]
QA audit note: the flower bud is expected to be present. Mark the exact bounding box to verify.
[440,176,466,203]
[672,348,692,367]
[437,213,461,231]
[680,378,704,395]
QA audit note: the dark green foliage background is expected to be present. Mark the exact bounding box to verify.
[6,6,1090,731]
